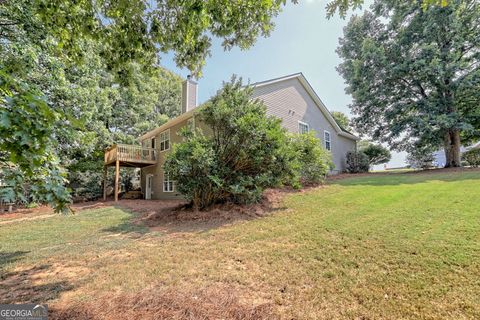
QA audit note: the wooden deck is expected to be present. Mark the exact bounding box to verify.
[103,144,157,202]
[104,144,157,167]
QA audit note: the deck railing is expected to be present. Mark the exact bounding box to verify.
[104,144,157,164]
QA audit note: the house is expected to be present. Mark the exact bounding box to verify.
[103,73,359,201]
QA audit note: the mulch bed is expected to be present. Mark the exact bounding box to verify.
[50,285,277,320]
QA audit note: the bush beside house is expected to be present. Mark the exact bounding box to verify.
[289,132,333,185]
[345,151,370,173]
[462,149,480,167]
[165,78,332,210]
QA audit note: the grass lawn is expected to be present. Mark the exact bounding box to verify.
[1,169,479,319]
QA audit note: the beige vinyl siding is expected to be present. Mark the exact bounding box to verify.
[252,78,355,173]
[140,117,197,200]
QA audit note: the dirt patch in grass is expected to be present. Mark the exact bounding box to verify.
[50,284,277,320]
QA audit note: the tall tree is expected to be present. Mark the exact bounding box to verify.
[331,111,351,131]
[0,0,292,211]
[358,141,391,167]
[337,0,480,168]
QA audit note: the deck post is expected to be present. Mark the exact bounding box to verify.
[103,165,107,201]
[114,160,120,202]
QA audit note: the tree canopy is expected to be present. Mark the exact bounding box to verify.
[337,0,480,168]
[326,0,452,18]
[331,111,352,131]
[0,0,293,211]
[358,141,391,166]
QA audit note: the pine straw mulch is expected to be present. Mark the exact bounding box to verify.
[116,188,299,233]
[50,285,277,320]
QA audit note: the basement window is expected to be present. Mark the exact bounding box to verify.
[159,129,170,151]
[163,172,174,192]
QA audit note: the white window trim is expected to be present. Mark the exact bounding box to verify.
[163,172,174,192]
[298,121,309,134]
[324,130,331,151]
[159,129,170,152]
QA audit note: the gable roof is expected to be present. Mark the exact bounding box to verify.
[138,73,359,141]
[251,72,359,141]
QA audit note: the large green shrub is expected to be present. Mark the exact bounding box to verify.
[345,151,370,173]
[164,77,297,209]
[289,132,333,184]
[462,149,480,167]
[358,141,391,167]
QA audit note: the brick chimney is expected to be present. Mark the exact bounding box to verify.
[181,75,197,113]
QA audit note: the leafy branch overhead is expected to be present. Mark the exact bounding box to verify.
[3,0,295,77]
[326,0,451,18]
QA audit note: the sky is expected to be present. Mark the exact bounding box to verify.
[160,0,407,169]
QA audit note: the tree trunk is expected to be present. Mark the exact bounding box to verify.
[443,129,461,167]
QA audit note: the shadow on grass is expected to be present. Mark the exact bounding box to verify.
[101,208,150,237]
[329,168,480,187]
[0,251,29,271]
[0,263,74,304]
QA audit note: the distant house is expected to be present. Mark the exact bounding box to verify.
[103,73,359,201]
[433,141,480,167]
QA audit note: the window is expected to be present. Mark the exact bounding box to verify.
[151,137,156,149]
[163,172,174,192]
[298,121,309,134]
[159,130,170,151]
[324,131,331,151]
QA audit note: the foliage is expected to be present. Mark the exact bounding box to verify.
[0,0,295,211]
[67,159,104,201]
[462,148,480,167]
[345,151,369,173]
[358,141,391,166]
[289,132,333,184]
[165,77,297,209]
[2,0,293,78]
[406,147,436,169]
[326,0,452,18]
[0,72,72,212]
[1,37,182,208]
[337,0,480,168]
[330,111,351,131]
